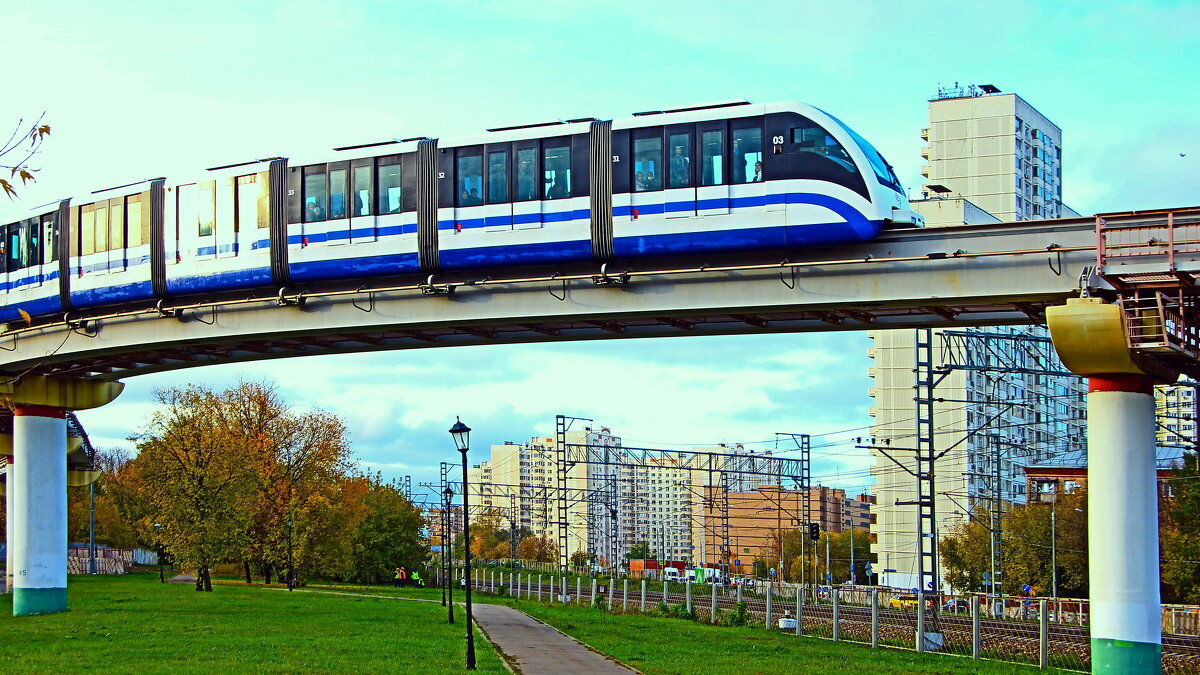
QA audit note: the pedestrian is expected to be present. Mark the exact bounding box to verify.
[411,569,423,588]
[393,567,402,588]
[399,566,408,588]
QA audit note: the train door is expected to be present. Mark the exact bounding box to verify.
[349,158,376,243]
[483,144,512,232]
[664,124,696,219]
[696,121,729,216]
[196,180,218,259]
[105,196,127,272]
[4,222,19,292]
[40,212,58,288]
[630,127,664,223]
[324,161,349,247]
[512,140,541,230]
[452,145,485,233]
[730,119,766,218]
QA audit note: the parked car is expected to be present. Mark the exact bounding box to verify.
[943,598,971,612]
[889,594,918,609]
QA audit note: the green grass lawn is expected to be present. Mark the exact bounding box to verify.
[482,596,1055,675]
[0,573,505,673]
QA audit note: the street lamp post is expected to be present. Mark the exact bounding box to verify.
[444,486,454,624]
[450,418,476,670]
[286,516,294,591]
[1050,499,1057,602]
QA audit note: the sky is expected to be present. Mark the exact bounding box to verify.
[2,1,1198,505]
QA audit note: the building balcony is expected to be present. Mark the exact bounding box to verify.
[920,128,929,141]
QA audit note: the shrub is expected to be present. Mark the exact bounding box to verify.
[720,601,749,627]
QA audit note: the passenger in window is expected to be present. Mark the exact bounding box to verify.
[635,171,646,192]
[645,171,659,190]
[670,146,689,187]
[549,179,568,199]
[306,201,325,222]
[750,161,763,182]
[732,138,745,183]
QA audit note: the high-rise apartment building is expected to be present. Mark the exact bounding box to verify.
[918,83,1073,222]
[868,85,1087,592]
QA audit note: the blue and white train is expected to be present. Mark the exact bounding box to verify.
[0,100,921,325]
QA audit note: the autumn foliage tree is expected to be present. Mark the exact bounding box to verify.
[1,115,50,198]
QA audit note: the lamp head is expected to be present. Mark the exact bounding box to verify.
[449,417,471,452]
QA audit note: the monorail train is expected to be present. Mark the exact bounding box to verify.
[0,100,921,325]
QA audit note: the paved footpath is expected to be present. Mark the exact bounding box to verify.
[280,590,637,674]
[470,603,638,674]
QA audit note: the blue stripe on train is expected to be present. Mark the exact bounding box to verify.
[0,295,63,323]
[438,209,590,231]
[287,223,415,246]
[439,239,593,270]
[166,266,272,295]
[613,220,884,258]
[289,253,421,282]
[70,279,155,310]
[5,269,60,292]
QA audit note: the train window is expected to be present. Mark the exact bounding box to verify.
[81,206,95,256]
[42,214,57,264]
[457,153,483,206]
[352,166,372,216]
[128,195,144,247]
[543,145,569,199]
[20,220,37,269]
[7,227,18,271]
[667,132,691,188]
[236,176,258,232]
[487,151,508,204]
[633,136,662,191]
[110,199,124,252]
[731,127,762,183]
[516,148,537,201]
[700,130,724,186]
[198,183,216,236]
[377,160,401,214]
[790,123,855,174]
[95,205,110,252]
[329,169,348,219]
[303,170,326,222]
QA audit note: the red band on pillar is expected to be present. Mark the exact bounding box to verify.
[1088,374,1154,395]
[12,404,67,418]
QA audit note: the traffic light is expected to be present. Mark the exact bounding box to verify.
[808,522,820,540]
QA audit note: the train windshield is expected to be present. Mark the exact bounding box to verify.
[822,111,905,195]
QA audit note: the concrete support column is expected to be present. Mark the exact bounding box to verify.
[5,453,15,595]
[1087,375,1162,674]
[11,405,67,616]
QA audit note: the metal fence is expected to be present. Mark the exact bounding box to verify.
[447,568,1200,674]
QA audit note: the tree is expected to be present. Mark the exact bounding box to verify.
[570,549,593,571]
[518,535,556,563]
[939,512,994,593]
[625,541,652,561]
[1,115,50,198]
[232,382,353,587]
[128,384,261,591]
[345,473,427,585]
[1162,451,1200,603]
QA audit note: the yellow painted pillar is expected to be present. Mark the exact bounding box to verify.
[1047,298,1166,675]
[2,377,122,616]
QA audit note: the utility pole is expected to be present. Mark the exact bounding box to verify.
[849,526,855,585]
[825,534,831,587]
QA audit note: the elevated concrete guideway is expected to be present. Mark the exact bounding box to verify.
[0,213,1128,381]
